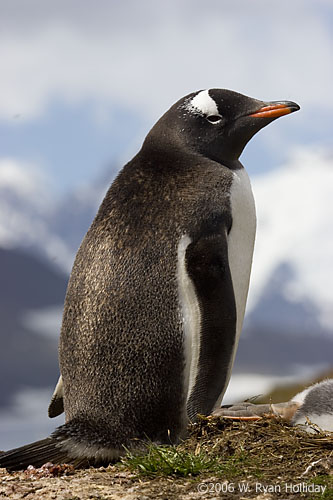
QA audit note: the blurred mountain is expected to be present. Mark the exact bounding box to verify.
[249,148,333,328]
[0,164,116,410]
[233,148,333,375]
[0,149,332,411]
[0,247,67,407]
[234,150,333,375]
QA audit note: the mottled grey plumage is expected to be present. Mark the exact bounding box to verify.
[215,379,333,433]
[0,89,299,470]
[292,379,333,431]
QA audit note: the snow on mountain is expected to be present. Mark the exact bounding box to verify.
[248,148,333,334]
[0,158,74,271]
[46,167,115,255]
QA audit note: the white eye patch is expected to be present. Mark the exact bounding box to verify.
[186,89,219,117]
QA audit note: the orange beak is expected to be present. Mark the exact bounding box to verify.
[250,102,300,119]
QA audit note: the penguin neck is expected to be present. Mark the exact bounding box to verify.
[141,134,244,173]
[219,158,243,171]
[140,135,201,171]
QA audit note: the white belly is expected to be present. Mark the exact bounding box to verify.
[177,167,256,415]
[215,167,256,407]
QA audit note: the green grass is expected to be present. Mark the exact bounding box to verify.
[120,443,217,477]
[308,476,333,500]
[120,442,262,479]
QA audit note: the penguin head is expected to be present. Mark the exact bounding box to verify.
[144,89,299,166]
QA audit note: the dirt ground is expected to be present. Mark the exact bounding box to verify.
[1,417,332,500]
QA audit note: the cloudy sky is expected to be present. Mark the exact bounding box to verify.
[1,0,332,196]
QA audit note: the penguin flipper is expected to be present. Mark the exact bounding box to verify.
[48,375,64,418]
[185,228,237,419]
[0,437,86,471]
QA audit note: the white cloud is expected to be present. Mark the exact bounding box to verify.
[0,0,332,124]
[0,158,48,204]
[23,306,63,339]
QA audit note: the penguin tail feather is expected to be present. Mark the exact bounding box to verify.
[0,437,88,471]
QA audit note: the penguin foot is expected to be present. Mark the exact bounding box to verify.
[212,402,274,419]
[212,401,300,422]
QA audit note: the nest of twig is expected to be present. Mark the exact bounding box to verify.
[183,415,333,481]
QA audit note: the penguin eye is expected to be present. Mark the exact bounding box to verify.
[206,114,222,124]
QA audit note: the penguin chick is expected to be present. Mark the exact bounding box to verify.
[0,89,299,470]
[291,379,333,432]
[214,379,333,433]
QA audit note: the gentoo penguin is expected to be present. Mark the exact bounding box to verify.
[214,379,333,433]
[0,89,299,470]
